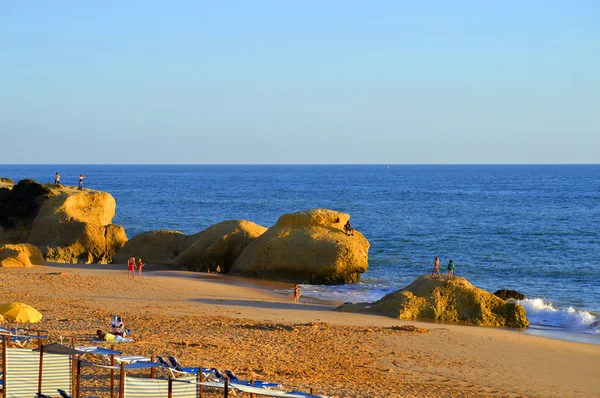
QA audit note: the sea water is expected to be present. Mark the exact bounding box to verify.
[2,165,599,341]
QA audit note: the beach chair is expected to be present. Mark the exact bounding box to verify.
[154,356,193,378]
[287,390,327,398]
[56,388,99,398]
[224,369,282,390]
[167,356,212,376]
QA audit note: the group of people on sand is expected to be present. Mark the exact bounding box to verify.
[96,314,132,342]
[128,256,145,278]
[54,172,85,190]
[431,256,455,279]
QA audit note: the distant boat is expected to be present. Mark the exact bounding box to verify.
[386,166,390,169]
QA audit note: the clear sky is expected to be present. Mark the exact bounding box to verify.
[1,1,598,164]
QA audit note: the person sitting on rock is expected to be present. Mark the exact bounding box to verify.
[344,220,355,236]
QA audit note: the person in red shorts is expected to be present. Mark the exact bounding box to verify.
[127,256,135,278]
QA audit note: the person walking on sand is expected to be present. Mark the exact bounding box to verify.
[447,259,455,278]
[137,258,145,278]
[78,174,85,190]
[54,172,60,185]
[127,257,135,278]
[431,256,441,278]
[293,284,301,303]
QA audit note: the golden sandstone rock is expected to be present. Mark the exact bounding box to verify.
[28,188,127,263]
[231,209,370,284]
[113,230,198,264]
[0,243,46,268]
[114,220,267,273]
[337,276,529,328]
[169,220,267,272]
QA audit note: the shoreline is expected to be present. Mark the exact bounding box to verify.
[1,264,600,397]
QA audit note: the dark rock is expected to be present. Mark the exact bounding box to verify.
[494,289,525,301]
[0,179,52,240]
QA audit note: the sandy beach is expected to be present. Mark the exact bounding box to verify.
[1,264,599,398]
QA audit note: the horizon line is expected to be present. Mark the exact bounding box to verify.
[1,163,599,167]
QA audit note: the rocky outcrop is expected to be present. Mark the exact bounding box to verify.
[27,188,127,264]
[231,209,370,284]
[113,220,267,271]
[337,276,529,328]
[0,243,46,268]
[0,179,52,244]
[0,179,127,263]
[113,230,197,264]
[494,289,526,301]
[170,220,267,272]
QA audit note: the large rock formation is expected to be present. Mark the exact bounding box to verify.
[0,178,127,264]
[231,209,370,284]
[337,276,529,328]
[113,220,267,273]
[113,230,198,264]
[28,188,127,263]
[170,220,267,272]
[0,179,52,244]
[0,243,46,268]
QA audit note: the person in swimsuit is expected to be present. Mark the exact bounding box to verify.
[54,172,60,185]
[344,220,355,236]
[293,284,301,303]
[137,258,145,278]
[127,257,135,278]
[431,256,441,278]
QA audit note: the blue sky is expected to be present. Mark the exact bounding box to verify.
[1,1,598,164]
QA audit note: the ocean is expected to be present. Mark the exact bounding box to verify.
[2,165,599,342]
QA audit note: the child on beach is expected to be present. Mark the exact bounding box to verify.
[431,256,441,278]
[127,257,135,278]
[137,258,145,278]
[293,284,301,303]
[448,259,455,278]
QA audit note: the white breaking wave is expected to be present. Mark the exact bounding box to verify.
[518,298,599,334]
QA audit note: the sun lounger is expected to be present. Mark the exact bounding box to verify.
[224,369,282,390]
[287,390,327,398]
[56,388,99,398]
[167,356,213,376]
[114,355,151,364]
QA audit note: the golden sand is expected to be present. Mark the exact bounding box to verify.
[1,264,599,398]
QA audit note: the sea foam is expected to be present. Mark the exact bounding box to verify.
[518,298,599,334]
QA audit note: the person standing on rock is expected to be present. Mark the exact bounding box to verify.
[447,259,455,278]
[54,172,60,185]
[78,174,85,190]
[431,256,441,278]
